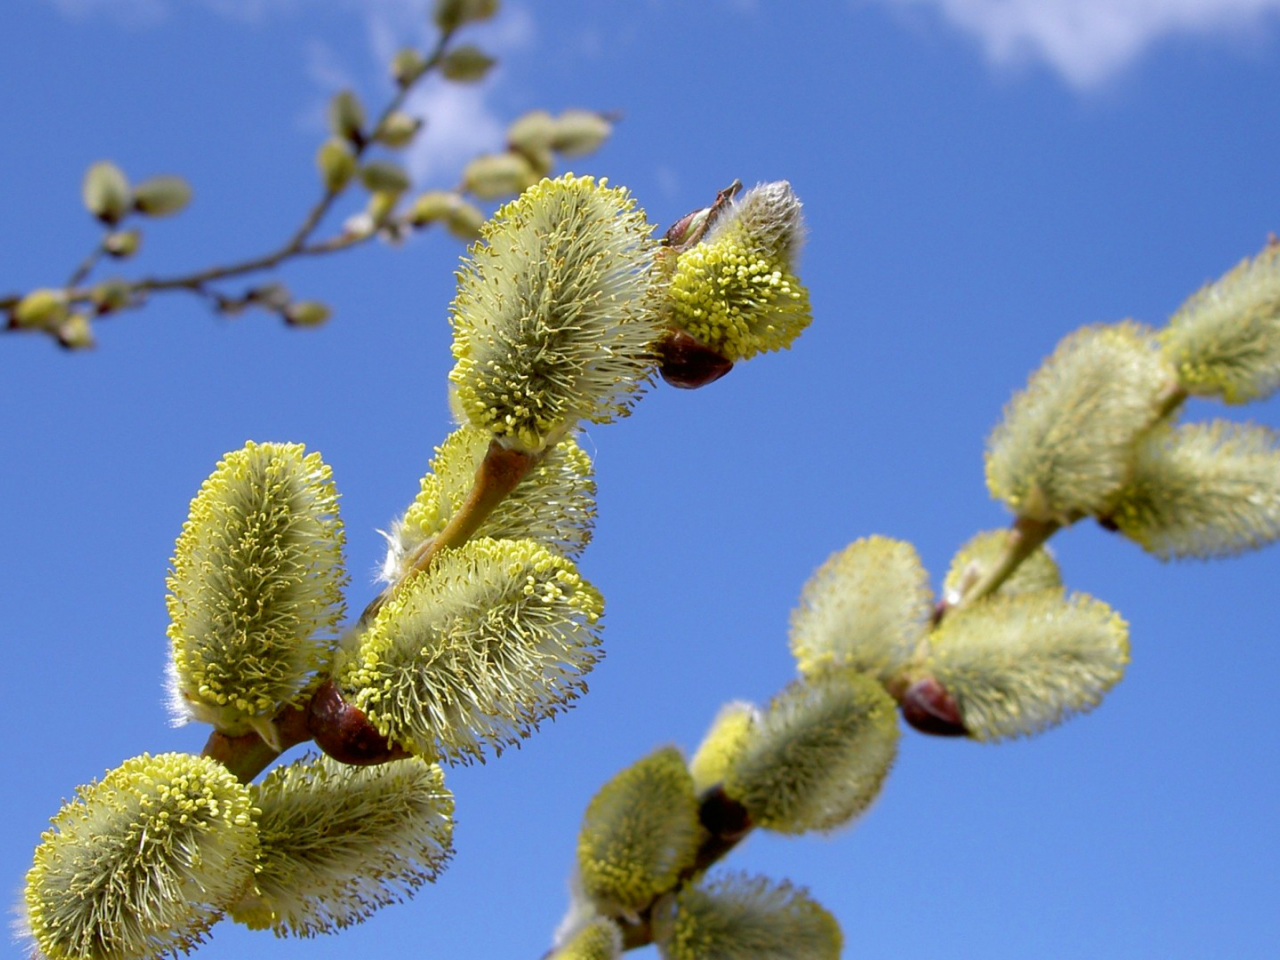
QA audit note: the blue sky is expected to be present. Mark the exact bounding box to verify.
[4,1,1280,957]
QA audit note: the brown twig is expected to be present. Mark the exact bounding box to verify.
[4,27,457,329]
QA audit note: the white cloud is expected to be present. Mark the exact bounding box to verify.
[881,0,1280,87]
[400,82,508,184]
[360,1,537,184]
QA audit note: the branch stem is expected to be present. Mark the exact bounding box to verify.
[952,515,1061,613]
[5,28,457,329]
[362,440,535,624]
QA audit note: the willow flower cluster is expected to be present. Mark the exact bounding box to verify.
[663,181,812,364]
[23,171,820,959]
[544,236,1280,956]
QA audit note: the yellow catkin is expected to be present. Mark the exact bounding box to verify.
[577,747,703,914]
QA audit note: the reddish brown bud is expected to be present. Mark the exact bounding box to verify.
[308,679,410,765]
[658,329,734,389]
[901,677,968,737]
[698,784,753,842]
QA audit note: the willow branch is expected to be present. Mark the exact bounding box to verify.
[4,28,457,326]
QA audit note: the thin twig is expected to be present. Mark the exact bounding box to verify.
[5,27,457,329]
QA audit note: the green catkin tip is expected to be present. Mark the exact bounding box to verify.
[449,173,663,452]
[508,110,556,152]
[433,0,498,31]
[383,425,596,582]
[548,917,624,960]
[723,671,899,835]
[81,160,131,224]
[359,161,411,195]
[928,590,1129,741]
[985,321,1173,522]
[166,441,347,741]
[316,138,357,192]
[942,529,1062,604]
[653,873,842,960]
[341,538,603,763]
[462,152,538,199]
[1109,420,1280,559]
[789,536,932,682]
[576,746,704,915]
[229,754,454,936]
[22,753,258,960]
[131,175,192,217]
[689,701,759,795]
[440,44,497,83]
[1161,242,1280,403]
[550,110,613,157]
[328,90,365,141]
[13,289,69,329]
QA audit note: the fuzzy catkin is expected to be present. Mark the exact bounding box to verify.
[1161,242,1280,403]
[985,322,1172,522]
[166,441,346,741]
[1110,420,1280,559]
[449,174,662,452]
[723,671,899,835]
[341,538,603,763]
[231,754,453,936]
[576,747,703,915]
[23,753,258,960]
[928,590,1129,741]
[790,536,932,682]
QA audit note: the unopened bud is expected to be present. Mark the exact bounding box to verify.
[56,312,95,350]
[90,278,132,313]
[284,301,332,327]
[103,228,141,258]
[462,152,537,200]
[13,289,68,329]
[441,45,496,83]
[359,161,411,195]
[507,110,555,152]
[377,111,423,149]
[82,161,132,225]
[366,190,399,225]
[664,181,741,252]
[391,47,428,87]
[900,677,968,737]
[328,89,366,143]
[132,175,192,217]
[433,0,498,32]
[664,208,712,249]
[550,110,611,157]
[658,329,734,389]
[407,191,458,226]
[316,138,357,193]
[445,200,485,240]
[515,144,554,178]
[309,679,410,766]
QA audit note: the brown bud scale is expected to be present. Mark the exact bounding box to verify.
[308,679,410,765]
[901,677,969,737]
[658,330,734,389]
